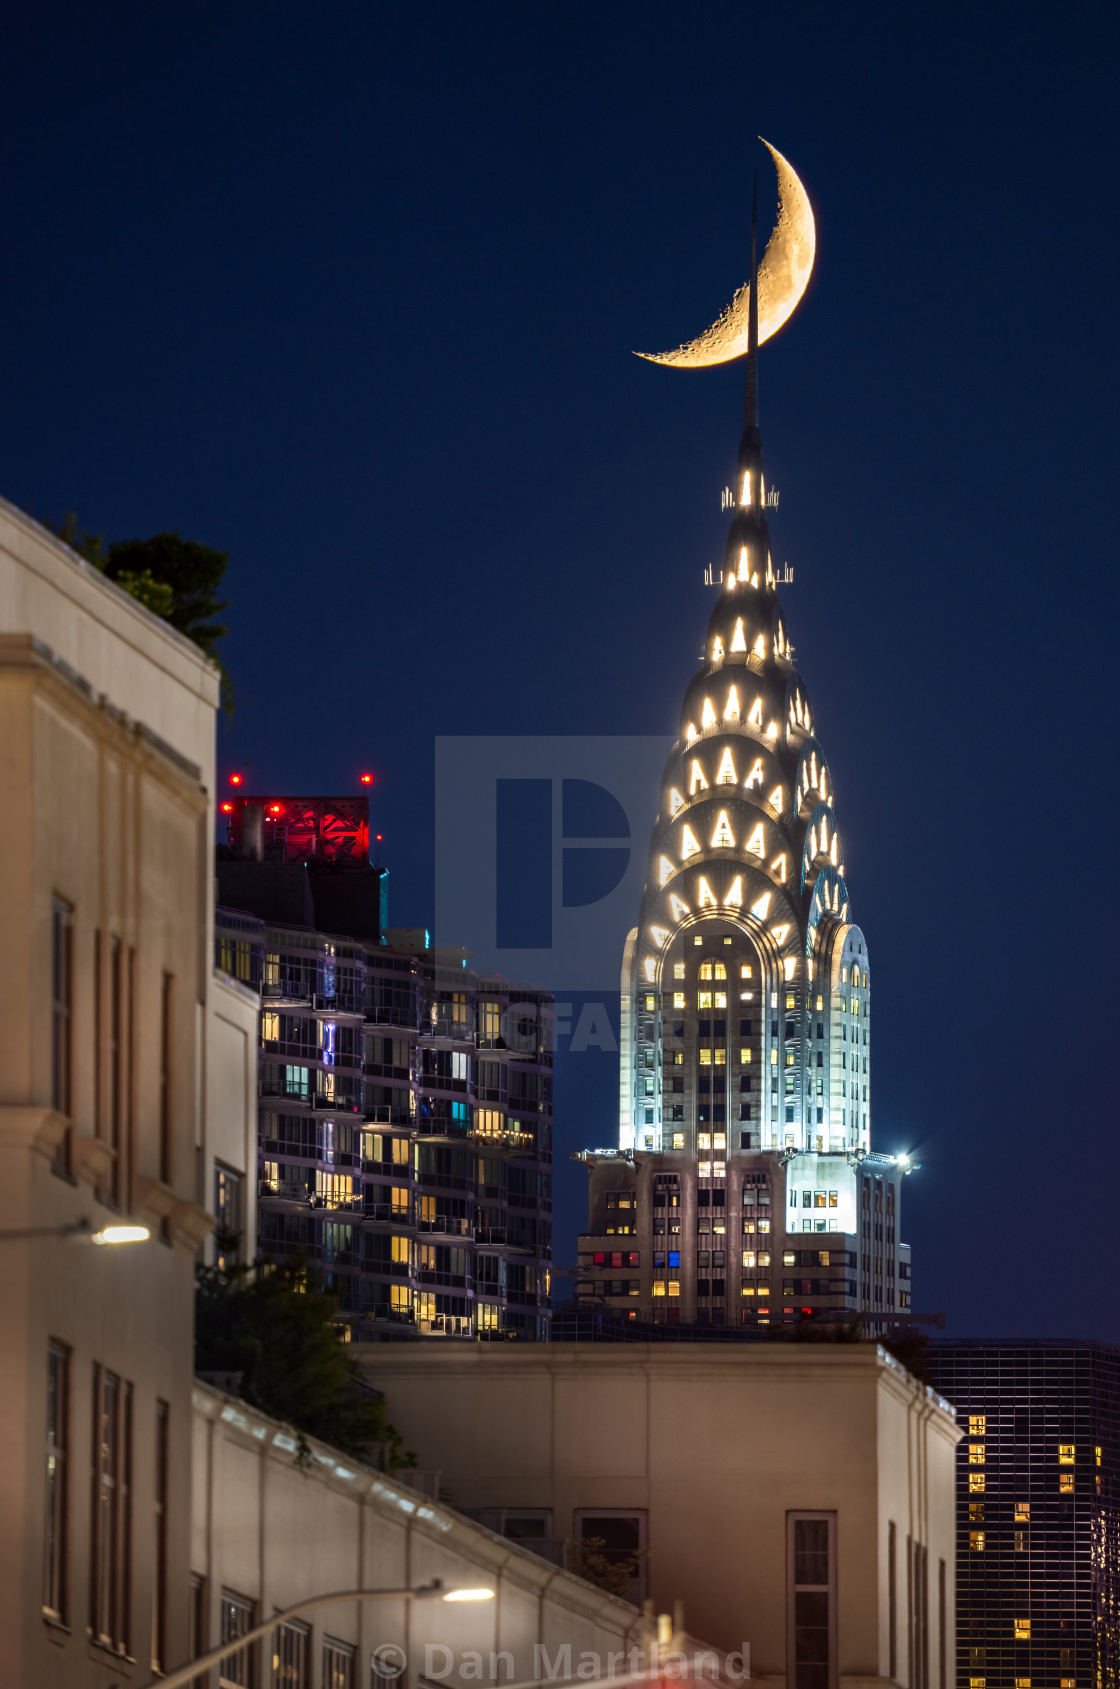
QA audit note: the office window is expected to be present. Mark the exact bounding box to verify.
[44,1341,69,1618]
[1059,1473,1074,1493]
[214,1164,243,1269]
[51,898,73,1172]
[1014,1501,1030,1521]
[151,1402,169,1672]
[1058,1444,1076,1465]
[220,1589,257,1687]
[92,1367,132,1649]
[968,1415,986,1436]
[969,1531,985,1551]
[788,1513,835,1689]
[968,1444,985,1465]
[968,1474,985,1493]
[1013,1620,1031,1642]
[323,1637,356,1689]
[275,1618,310,1687]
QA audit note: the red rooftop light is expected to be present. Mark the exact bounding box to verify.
[268,803,283,816]
[376,833,383,842]
[220,802,234,813]
[360,772,373,785]
[229,772,243,786]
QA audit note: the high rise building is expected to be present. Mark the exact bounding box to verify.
[926,1340,1120,1689]
[215,794,554,1340]
[575,224,913,1331]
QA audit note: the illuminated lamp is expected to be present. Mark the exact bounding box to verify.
[220,802,234,814]
[229,772,243,786]
[376,833,383,841]
[360,772,373,785]
[268,804,283,816]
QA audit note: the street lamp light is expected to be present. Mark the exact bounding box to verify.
[145,1579,493,1689]
[0,1217,150,1244]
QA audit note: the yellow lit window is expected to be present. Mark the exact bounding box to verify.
[970,1679,986,1688]
[699,1049,712,1067]
[1061,1680,1076,1687]
[1096,1446,1102,1467]
[1014,1532,1026,1552]
[667,1280,680,1297]
[770,1048,778,1066]
[741,1284,755,1297]
[785,1049,795,1067]
[698,991,713,1009]
[969,1503,984,1522]
[758,1252,770,1267]
[785,992,796,1010]
[391,1187,410,1216]
[1059,1444,1076,1465]
[740,964,752,979]
[699,961,713,980]
[758,1219,770,1233]
[1015,1679,1031,1688]
[1014,1501,1029,1522]
[714,991,727,1008]
[969,1531,985,1552]
[713,962,727,980]
[261,1010,279,1042]
[714,1048,726,1066]
[969,1474,985,1493]
[968,1444,985,1465]
[713,1132,726,1150]
[673,992,686,1008]
[652,1281,665,1297]
[645,994,656,1011]
[673,962,685,979]
[390,1284,410,1312]
[740,1047,752,1063]
[698,1162,712,1178]
[672,1050,684,1065]
[671,1132,685,1150]
[1013,1620,1030,1642]
[969,1415,986,1436]
[743,1252,756,1269]
[391,1235,411,1264]
[713,1161,726,1177]
[697,1133,711,1151]
[1059,1473,1074,1493]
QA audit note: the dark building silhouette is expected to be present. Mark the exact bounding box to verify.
[926,1341,1120,1689]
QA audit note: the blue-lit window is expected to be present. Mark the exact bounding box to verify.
[668,1251,680,1268]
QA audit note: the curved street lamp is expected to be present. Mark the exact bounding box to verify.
[144,1578,493,1689]
[0,1217,150,1244]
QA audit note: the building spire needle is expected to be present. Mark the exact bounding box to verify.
[744,170,759,431]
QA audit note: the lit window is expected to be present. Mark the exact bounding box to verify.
[770,1048,778,1065]
[688,760,708,795]
[1014,1531,1026,1552]
[746,823,764,856]
[702,698,717,728]
[1059,1444,1076,1465]
[716,747,737,784]
[711,812,735,849]
[1096,1447,1102,1467]
[671,1132,684,1150]
[1059,1473,1074,1493]
[673,963,685,979]
[698,1162,711,1178]
[969,1415,986,1436]
[670,788,684,816]
[740,1047,752,1063]
[673,992,685,1009]
[968,1474,985,1493]
[261,1010,279,1042]
[652,1281,665,1297]
[714,1048,726,1065]
[745,757,764,790]
[667,1281,680,1297]
[724,689,740,724]
[969,1531,985,1552]
[968,1444,985,1465]
[1015,1680,1031,1688]
[659,856,675,887]
[697,1133,711,1151]
[645,994,656,1011]
[698,992,713,1010]
[1013,1621,1030,1642]
[681,825,700,860]
[1014,1501,1029,1522]
[970,1679,986,1688]
[742,1251,756,1269]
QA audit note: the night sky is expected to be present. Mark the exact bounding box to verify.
[5,3,1119,1340]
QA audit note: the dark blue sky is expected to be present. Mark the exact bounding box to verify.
[5,2,1119,1340]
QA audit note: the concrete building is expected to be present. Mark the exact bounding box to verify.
[358,1340,961,1685]
[0,497,258,1684]
[925,1341,1120,1689]
[575,234,913,1334]
[190,1379,735,1689]
[214,796,555,1341]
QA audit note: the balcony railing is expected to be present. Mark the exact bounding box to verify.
[417,1217,472,1237]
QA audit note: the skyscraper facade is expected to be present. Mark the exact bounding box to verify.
[925,1341,1120,1689]
[575,277,913,1330]
[215,795,554,1340]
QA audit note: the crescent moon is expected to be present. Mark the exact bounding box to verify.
[635,138,816,368]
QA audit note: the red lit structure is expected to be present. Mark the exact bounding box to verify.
[223,795,371,868]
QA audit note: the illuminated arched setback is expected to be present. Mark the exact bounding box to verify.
[577,266,909,1337]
